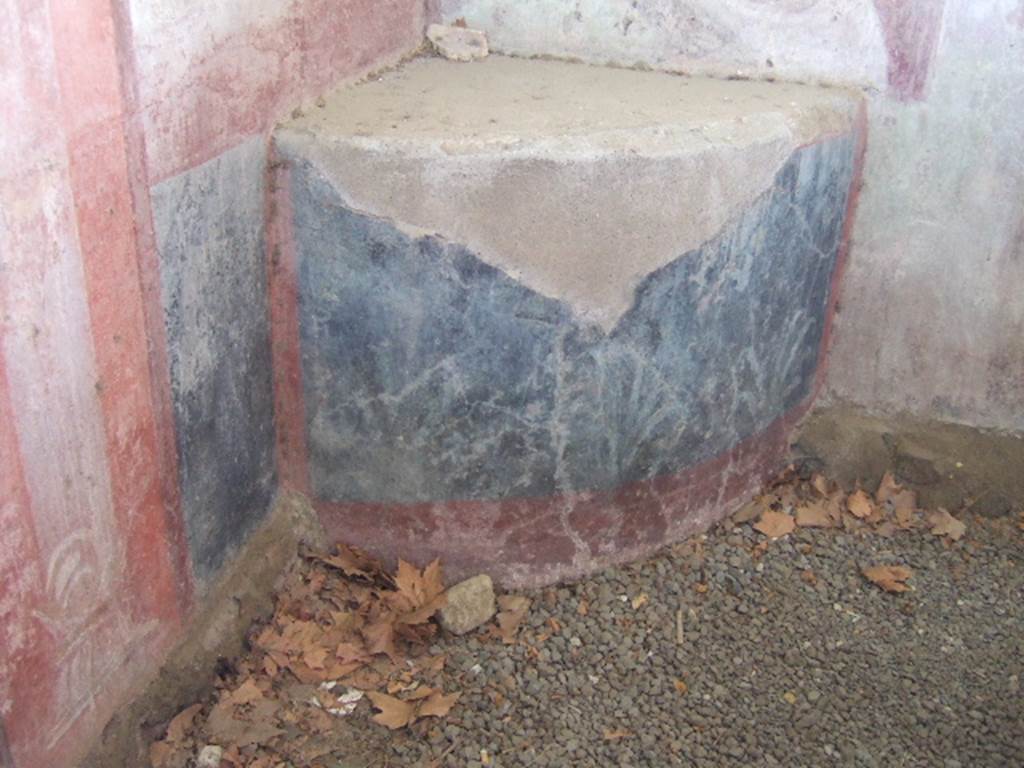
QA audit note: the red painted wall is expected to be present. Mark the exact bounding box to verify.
[0,0,424,766]
[0,1,187,765]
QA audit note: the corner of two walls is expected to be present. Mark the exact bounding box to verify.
[0,2,427,767]
[140,0,429,583]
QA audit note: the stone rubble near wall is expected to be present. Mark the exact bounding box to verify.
[427,23,489,61]
[439,574,497,635]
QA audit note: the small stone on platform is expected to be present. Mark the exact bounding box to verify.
[427,23,489,62]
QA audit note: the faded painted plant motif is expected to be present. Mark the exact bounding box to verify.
[33,535,158,748]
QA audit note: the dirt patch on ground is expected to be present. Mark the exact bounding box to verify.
[794,402,1024,518]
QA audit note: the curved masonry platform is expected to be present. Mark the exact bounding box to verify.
[273,56,865,586]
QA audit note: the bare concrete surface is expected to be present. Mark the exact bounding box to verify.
[277,55,859,329]
[795,403,1024,519]
[79,493,324,768]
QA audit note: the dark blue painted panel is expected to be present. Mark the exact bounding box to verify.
[153,139,277,580]
[288,136,855,503]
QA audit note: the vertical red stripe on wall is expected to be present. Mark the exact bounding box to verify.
[46,0,190,622]
[267,151,312,495]
[813,100,869,401]
[0,356,56,768]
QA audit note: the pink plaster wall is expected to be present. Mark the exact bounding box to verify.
[0,0,426,765]
[0,2,187,765]
[130,0,426,182]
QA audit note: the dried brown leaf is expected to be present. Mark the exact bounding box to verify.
[366,691,415,730]
[263,655,279,677]
[929,508,966,542]
[362,618,398,660]
[148,741,176,768]
[496,595,531,643]
[417,654,446,673]
[732,499,763,524]
[847,490,875,519]
[603,728,633,741]
[304,645,329,670]
[891,488,917,515]
[810,473,831,496]
[673,679,688,695]
[165,703,202,743]
[875,472,902,504]
[315,543,383,579]
[795,501,832,528]
[227,678,264,706]
[862,564,913,593]
[417,689,460,718]
[393,559,447,624]
[754,510,795,539]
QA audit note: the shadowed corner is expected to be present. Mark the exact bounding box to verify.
[0,720,13,768]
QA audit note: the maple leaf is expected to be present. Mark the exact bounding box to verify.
[392,559,447,624]
[315,544,384,580]
[754,510,795,539]
[928,509,966,541]
[847,490,875,519]
[366,691,415,729]
[495,595,531,643]
[795,501,832,528]
[862,564,913,593]
[631,593,649,609]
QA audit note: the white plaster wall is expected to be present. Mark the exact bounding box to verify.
[440,0,1024,433]
[440,0,890,86]
[829,1,1024,432]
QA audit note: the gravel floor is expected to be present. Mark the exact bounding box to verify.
[378,512,1023,768]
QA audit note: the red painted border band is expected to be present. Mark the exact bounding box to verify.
[267,150,312,496]
[316,401,809,587]
[814,100,869,400]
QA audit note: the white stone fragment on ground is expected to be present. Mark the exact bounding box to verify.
[439,574,495,634]
[427,23,489,62]
[197,745,223,768]
[313,682,364,716]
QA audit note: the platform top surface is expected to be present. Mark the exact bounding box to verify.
[284,55,857,150]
